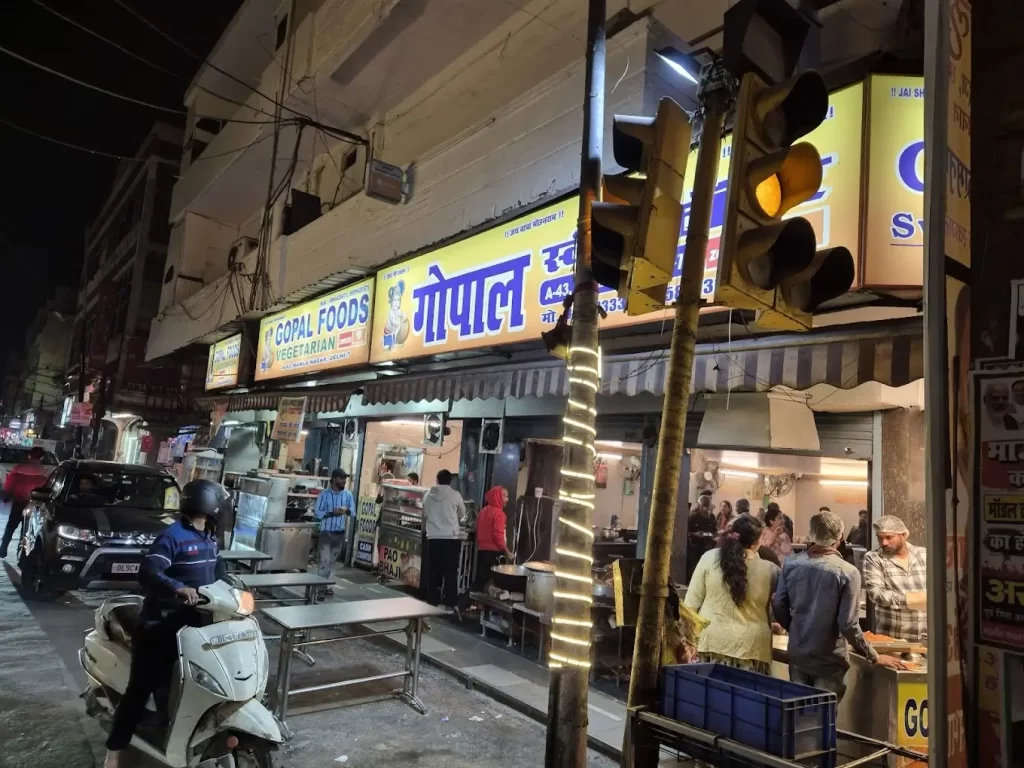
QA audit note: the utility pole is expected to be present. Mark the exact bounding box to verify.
[625,66,729,755]
[76,323,87,456]
[545,0,604,766]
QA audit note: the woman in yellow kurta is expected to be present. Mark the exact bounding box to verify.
[683,514,779,674]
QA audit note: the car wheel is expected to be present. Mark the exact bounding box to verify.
[21,542,58,601]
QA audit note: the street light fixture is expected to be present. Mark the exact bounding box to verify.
[654,47,700,84]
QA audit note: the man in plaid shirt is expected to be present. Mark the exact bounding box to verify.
[862,515,928,641]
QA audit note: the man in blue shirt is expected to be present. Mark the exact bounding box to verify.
[104,479,229,768]
[315,469,353,599]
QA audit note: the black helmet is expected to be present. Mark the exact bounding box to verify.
[180,479,231,521]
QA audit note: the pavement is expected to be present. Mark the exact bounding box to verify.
[0,504,622,767]
[282,566,632,760]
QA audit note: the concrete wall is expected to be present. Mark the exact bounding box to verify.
[879,407,926,544]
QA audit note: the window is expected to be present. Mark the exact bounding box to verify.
[0,447,58,465]
[63,470,180,510]
[195,117,223,135]
[275,13,289,49]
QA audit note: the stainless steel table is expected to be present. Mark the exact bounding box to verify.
[221,549,273,570]
[262,597,446,728]
[238,572,333,668]
[236,572,332,604]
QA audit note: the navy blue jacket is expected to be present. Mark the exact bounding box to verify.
[141,518,224,614]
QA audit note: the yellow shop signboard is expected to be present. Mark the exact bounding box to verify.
[256,277,374,381]
[205,334,241,390]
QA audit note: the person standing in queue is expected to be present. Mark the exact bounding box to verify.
[684,515,779,673]
[0,447,49,558]
[103,479,229,768]
[314,469,354,600]
[847,509,871,548]
[862,515,927,641]
[422,469,466,616]
[475,486,513,589]
[773,511,903,704]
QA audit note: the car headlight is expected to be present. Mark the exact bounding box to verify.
[232,588,255,616]
[57,524,98,544]
[189,661,226,697]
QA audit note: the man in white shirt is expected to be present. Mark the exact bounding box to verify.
[422,469,465,615]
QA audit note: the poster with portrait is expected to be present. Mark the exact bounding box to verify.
[975,372,1024,650]
[1008,280,1024,361]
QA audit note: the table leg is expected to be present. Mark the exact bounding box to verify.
[275,630,295,725]
[394,617,427,714]
[520,616,526,656]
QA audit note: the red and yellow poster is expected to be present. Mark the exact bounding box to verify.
[205,334,241,390]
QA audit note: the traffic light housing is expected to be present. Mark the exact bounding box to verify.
[716,70,855,330]
[591,98,692,316]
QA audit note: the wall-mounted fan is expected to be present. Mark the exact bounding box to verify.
[765,473,796,498]
[696,459,721,493]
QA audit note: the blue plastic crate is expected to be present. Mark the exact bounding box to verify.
[662,663,837,767]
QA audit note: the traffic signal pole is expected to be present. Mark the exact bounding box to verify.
[626,72,729,757]
[545,1,604,766]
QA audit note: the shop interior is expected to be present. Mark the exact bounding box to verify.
[688,448,870,538]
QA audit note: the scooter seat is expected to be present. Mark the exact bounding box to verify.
[107,603,141,649]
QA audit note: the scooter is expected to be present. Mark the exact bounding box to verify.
[80,580,285,767]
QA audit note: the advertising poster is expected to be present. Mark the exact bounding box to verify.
[271,396,307,442]
[1008,280,1024,360]
[205,334,242,390]
[1006,652,1024,766]
[256,277,374,381]
[353,495,380,569]
[369,83,862,364]
[980,493,1024,646]
[376,527,422,587]
[863,75,925,287]
[946,0,971,269]
[69,401,92,427]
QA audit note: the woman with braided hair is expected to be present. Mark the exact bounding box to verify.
[683,515,779,673]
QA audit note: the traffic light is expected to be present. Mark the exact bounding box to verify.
[591,97,692,316]
[716,70,855,330]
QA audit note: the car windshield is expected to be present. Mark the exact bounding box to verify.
[0,447,57,465]
[64,470,180,510]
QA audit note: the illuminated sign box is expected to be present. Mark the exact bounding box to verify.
[256,277,375,382]
[205,334,242,390]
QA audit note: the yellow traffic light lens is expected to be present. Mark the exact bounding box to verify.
[755,175,782,218]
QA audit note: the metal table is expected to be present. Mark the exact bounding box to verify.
[236,572,333,604]
[220,549,273,571]
[262,597,446,727]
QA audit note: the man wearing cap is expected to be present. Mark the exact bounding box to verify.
[314,468,354,599]
[863,515,927,641]
[774,511,904,701]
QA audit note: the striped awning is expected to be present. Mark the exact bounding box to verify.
[194,389,353,414]
[361,320,923,406]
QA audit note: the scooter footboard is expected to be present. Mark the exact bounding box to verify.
[190,699,285,755]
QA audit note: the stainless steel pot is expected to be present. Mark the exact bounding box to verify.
[525,569,557,614]
[491,563,528,592]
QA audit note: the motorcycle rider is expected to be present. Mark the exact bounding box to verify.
[103,479,230,768]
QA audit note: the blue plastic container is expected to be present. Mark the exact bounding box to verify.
[662,663,837,767]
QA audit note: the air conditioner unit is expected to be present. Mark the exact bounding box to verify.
[227,236,258,270]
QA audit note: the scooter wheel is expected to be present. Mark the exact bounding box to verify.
[202,740,273,768]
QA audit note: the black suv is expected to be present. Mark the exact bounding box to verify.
[19,460,181,598]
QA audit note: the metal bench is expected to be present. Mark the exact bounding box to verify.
[262,597,446,728]
[220,549,273,571]
[235,572,333,605]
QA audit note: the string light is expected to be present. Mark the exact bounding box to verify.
[549,651,592,669]
[598,345,603,377]
[563,435,583,446]
[568,376,598,392]
[560,468,594,481]
[559,518,596,538]
[553,616,593,628]
[559,494,595,511]
[568,365,599,377]
[569,347,599,358]
[555,547,594,564]
[553,590,593,604]
[550,632,591,647]
[568,491,595,499]
[563,416,597,435]
[567,398,597,416]
[555,570,592,584]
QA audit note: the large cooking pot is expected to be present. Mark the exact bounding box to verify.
[526,569,557,614]
[491,563,528,593]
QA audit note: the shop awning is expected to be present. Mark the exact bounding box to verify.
[361,319,922,406]
[194,389,353,414]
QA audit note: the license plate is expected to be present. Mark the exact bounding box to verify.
[111,562,140,574]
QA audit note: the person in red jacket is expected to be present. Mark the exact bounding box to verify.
[475,486,513,589]
[1,447,49,558]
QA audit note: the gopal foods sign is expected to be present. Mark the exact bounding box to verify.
[256,277,374,381]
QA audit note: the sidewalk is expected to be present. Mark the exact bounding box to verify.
[0,560,100,768]
[290,566,629,760]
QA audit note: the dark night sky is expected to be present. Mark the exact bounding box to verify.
[0,0,240,362]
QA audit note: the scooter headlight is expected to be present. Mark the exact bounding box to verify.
[232,588,255,616]
[189,661,226,697]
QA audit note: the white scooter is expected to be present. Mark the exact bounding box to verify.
[80,580,285,767]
